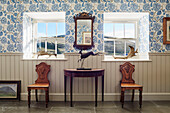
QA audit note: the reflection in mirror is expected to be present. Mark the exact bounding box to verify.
[77,20,91,45]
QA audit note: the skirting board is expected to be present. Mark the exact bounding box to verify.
[21,93,170,101]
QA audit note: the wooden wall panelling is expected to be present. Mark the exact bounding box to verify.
[157,55,161,92]
[148,60,152,93]
[152,56,157,92]
[6,56,10,80]
[165,55,170,92]
[0,53,170,101]
[161,55,166,92]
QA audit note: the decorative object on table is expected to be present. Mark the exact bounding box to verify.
[27,62,50,108]
[33,51,57,58]
[73,12,95,50]
[163,17,170,44]
[0,80,21,101]
[120,62,143,108]
[77,50,102,70]
[113,46,138,59]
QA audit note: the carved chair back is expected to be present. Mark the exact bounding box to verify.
[35,62,51,84]
[120,62,135,84]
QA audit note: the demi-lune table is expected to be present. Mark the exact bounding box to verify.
[64,69,104,107]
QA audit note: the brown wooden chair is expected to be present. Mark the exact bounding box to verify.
[27,62,50,108]
[120,62,143,108]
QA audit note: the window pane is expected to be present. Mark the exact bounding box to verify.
[104,41,114,55]
[38,23,46,37]
[47,39,55,54]
[126,40,136,55]
[115,23,124,38]
[125,23,135,38]
[37,40,45,52]
[48,23,56,37]
[57,38,65,54]
[57,23,65,37]
[115,41,125,56]
[104,23,114,38]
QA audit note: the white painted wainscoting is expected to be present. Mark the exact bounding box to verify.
[0,53,170,101]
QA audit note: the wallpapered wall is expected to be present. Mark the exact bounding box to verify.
[0,0,170,53]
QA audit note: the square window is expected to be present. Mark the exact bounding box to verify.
[104,41,114,55]
[115,41,125,56]
[48,23,56,37]
[125,23,135,38]
[38,23,46,38]
[104,23,114,38]
[114,23,124,38]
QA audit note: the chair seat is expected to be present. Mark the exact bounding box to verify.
[121,83,142,88]
[28,83,49,88]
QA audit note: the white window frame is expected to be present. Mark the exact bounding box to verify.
[104,21,138,57]
[32,21,65,58]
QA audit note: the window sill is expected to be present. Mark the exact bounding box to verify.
[22,58,67,61]
[102,59,152,62]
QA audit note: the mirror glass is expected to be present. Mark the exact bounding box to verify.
[77,20,92,45]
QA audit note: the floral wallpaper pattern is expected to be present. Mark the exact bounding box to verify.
[0,0,169,53]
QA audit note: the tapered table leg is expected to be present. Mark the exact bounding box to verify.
[102,75,104,102]
[95,77,98,107]
[28,88,31,108]
[64,76,67,102]
[70,76,73,107]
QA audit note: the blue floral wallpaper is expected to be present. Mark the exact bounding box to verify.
[0,0,170,53]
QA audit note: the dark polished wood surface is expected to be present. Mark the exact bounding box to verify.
[64,69,104,107]
[120,62,143,108]
[27,62,50,108]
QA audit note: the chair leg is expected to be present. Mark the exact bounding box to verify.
[45,88,49,108]
[131,89,134,102]
[35,89,38,102]
[139,89,142,108]
[121,90,124,108]
[28,88,31,108]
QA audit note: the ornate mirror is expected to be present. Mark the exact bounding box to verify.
[73,12,95,50]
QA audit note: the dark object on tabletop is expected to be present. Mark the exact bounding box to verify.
[120,62,143,108]
[27,62,50,108]
[77,50,100,70]
[0,80,21,101]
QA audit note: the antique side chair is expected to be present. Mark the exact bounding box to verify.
[27,62,51,108]
[120,62,143,108]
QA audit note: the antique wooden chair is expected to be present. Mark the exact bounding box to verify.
[27,62,51,108]
[120,62,143,108]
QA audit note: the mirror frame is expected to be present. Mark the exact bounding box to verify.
[73,12,95,50]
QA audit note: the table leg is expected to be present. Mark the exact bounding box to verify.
[95,77,98,107]
[70,76,73,107]
[102,75,104,102]
[28,88,31,108]
[64,76,67,102]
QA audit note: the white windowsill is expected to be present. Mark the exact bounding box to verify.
[22,54,67,61]
[102,55,152,62]
[22,58,67,61]
[102,59,152,62]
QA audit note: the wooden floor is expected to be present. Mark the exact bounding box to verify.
[0,101,170,113]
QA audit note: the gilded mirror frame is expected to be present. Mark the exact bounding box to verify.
[73,12,95,50]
